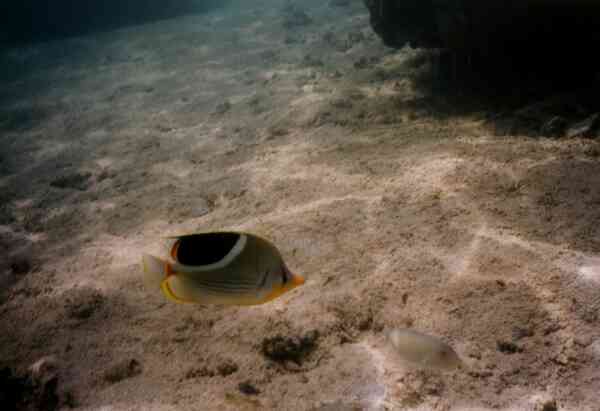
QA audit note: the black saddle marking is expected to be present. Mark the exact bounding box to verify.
[176,232,241,266]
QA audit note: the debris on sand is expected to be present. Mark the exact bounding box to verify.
[50,172,92,191]
[496,340,523,354]
[103,359,142,384]
[266,126,289,140]
[238,381,260,396]
[536,399,558,411]
[184,359,239,379]
[184,366,215,379]
[216,360,239,377]
[64,288,105,321]
[224,391,262,410]
[511,326,534,341]
[310,400,364,411]
[261,330,319,365]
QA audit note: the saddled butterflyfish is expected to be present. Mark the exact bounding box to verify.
[142,232,305,306]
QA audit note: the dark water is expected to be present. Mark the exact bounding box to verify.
[1,0,225,46]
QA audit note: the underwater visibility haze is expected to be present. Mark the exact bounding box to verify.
[1,0,600,410]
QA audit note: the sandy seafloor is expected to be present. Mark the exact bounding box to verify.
[1,0,600,410]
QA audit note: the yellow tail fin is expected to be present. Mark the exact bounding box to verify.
[141,254,168,291]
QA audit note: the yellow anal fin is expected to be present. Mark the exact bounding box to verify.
[160,279,198,304]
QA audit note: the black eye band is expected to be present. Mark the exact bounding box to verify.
[281,265,288,284]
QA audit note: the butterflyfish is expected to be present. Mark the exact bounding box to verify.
[142,232,305,306]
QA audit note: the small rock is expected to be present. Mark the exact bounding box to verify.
[553,352,571,366]
[267,126,289,138]
[103,359,142,384]
[402,293,409,305]
[467,349,482,360]
[496,340,523,354]
[216,360,238,377]
[537,399,558,411]
[512,326,534,341]
[238,381,260,395]
[544,323,562,335]
[582,309,598,323]
[156,124,174,133]
[358,315,373,331]
[468,370,493,378]
[185,367,214,379]
[283,360,303,372]
[574,336,592,347]
[330,98,353,110]
[311,401,364,411]
[50,172,92,191]
[64,288,105,320]
[566,113,600,138]
[261,330,319,365]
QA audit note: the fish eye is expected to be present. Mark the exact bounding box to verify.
[280,264,290,284]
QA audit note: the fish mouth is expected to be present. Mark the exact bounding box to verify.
[289,272,305,287]
[282,263,305,287]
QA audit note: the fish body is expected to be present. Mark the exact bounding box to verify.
[142,232,304,306]
[387,328,463,371]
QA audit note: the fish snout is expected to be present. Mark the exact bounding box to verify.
[290,272,306,286]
